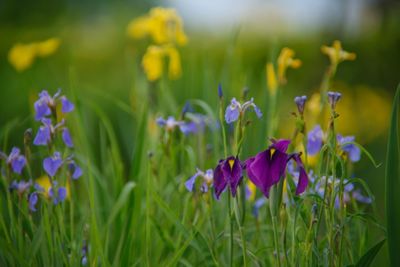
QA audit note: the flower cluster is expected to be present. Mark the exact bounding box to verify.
[8,38,61,72]
[127,7,187,81]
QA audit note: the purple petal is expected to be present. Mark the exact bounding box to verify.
[61,96,74,113]
[225,101,240,124]
[307,125,323,155]
[34,99,52,121]
[292,154,309,195]
[58,187,67,202]
[185,172,199,192]
[11,155,26,174]
[29,192,38,212]
[179,122,198,135]
[43,152,63,177]
[252,105,263,118]
[213,161,227,199]
[62,128,74,148]
[33,125,51,146]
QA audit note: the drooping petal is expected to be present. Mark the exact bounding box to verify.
[272,139,291,153]
[61,96,74,113]
[291,154,309,195]
[62,128,74,148]
[252,104,263,118]
[225,99,240,124]
[68,161,82,180]
[28,192,38,212]
[213,161,227,199]
[43,152,63,177]
[34,99,52,121]
[58,187,67,202]
[185,172,199,192]
[11,155,26,174]
[33,125,51,146]
[179,122,198,135]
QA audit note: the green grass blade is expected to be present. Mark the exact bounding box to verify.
[354,239,385,267]
[385,84,400,267]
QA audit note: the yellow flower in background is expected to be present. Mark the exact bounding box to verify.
[142,45,165,81]
[8,37,61,72]
[246,181,257,201]
[127,7,188,46]
[35,38,61,57]
[35,175,70,199]
[166,46,182,80]
[321,40,356,67]
[142,45,182,81]
[266,62,277,96]
[277,47,302,84]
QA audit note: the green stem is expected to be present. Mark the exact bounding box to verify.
[228,191,234,267]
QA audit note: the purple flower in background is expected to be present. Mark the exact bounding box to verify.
[327,91,342,110]
[49,185,67,205]
[337,135,361,162]
[245,139,290,198]
[68,161,82,179]
[213,156,243,199]
[157,116,183,131]
[61,96,75,113]
[2,147,27,174]
[252,198,266,218]
[225,97,262,124]
[185,168,213,193]
[218,83,223,98]
[9,179,32,194]
[307,125,324,155]
[43,152,63,177]
[62,128,74,148]
[157,114,212,136]
[28,192,38,212]
[294,95,307,115]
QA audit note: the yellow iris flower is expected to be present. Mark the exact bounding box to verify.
[142,45,182,81]
[127,7,188,46]
[277,47,302,84]
[321,40,356,67]
[8,38,61,72]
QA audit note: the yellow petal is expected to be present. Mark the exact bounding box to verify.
[167,46,182,79]
[266,63,277,96]
[142,45,165,81]
[8,43,37,72]
[36,38,61,57]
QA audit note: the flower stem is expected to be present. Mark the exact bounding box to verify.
[228,191,234,267]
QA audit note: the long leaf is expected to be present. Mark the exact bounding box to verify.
[385,84,400,267]
[354,239,385,267]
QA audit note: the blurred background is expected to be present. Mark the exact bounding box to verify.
[0,0,399,264]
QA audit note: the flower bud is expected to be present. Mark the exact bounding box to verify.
[294,95,307,115]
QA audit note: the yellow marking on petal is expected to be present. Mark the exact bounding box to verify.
[228,159,235,170]
[270,148,276,158]
[247,181,256,201]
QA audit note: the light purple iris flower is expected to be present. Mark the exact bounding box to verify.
[307,125,324,155]
[33,90,74,121]
[43,152,63,177]
[9,179,32,194]
[1,147,27,174]
[337,135,361,162]
[185,168,213,193]
[157,114,212,136]
[225,97,262,124]
[213,156,243,199]
[33,119,73,148]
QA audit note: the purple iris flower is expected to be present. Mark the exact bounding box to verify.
[62,128,74,148]
[213,156,243,199]
[288,153,309,195]
[49,185,67,205]
[245,139,290,198]
[68,161,83,179]
[294,95,307,115]
[28,192,38,212]
[307,125,324,155]
[337,135,361,162]
[9,179,32,194]
[33,90,74,121]
[225,97,262,124]
[43,152,63,177]
[2,147,27,174]
[327,91,342,110]
[185,168,213,193]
